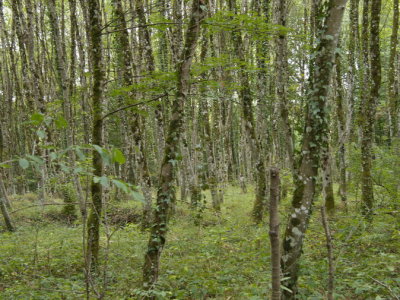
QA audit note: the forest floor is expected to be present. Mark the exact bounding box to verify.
[0,185,399,299]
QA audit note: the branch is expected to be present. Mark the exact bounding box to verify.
[101,93,169,121]
[102,23,179,35]
[369,277,400,300]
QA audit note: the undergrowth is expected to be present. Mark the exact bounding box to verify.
[0,186,399,299]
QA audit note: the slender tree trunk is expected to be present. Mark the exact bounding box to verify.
[142,0,206,292]
[85,0,105,271]
[361,0,381,219]
[269,167,281,300]
[275,0,294,172]
[321,206,334,300]
[348,0,359,140]
[322,146,335,213]
[0,173,15,232]
[389,0,399,141]
[335,52,347,205]
[281,1,347,297]
[229,0,267,223]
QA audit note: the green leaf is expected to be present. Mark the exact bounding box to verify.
[49,152,57,161]
[94,176,109,188]
[55,115,68,129]
[75,147,86,160]
[130,190,145,203]
[31,113,44,125]
[93,145,111,166]
[37,130,46,139]
[111,179,145,203]
[112,148,126,164]
[73,167,84,174]
[19,158,30,169]
[26,155,44,166]
[111,179,129,193]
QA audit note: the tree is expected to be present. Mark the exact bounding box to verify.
[85,0,105,271]
[281,0,347,297]
[360,0,381,219]
[389,0,399,141]
[228,0,267,223]
[142,0,207,292]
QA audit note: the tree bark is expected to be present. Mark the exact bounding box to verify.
[269,167,281,300]
[0,172,14,232]
[389,0,399,141]
[361,0,381,219]
[321,206,334,300]
[85,0,105,271]
[228,0,267,223]
[281,1,347,297]
[142,0,206,292]
[335,52,348,206]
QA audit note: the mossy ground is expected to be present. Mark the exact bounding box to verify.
[0,186,399,299]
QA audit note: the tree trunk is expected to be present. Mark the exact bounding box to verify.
[335,52,348,205]
[281,1,347,297]
[142,0,206,292]
[389,0,399,141]
[85,0,105,271]
[275,0,295,172]
[361,0,381,219]
[322,146,335,213]
[0,173,14,232]
[269,167,281,300]
[229,0,267,223]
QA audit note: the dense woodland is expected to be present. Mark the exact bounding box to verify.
[0,0,399,298]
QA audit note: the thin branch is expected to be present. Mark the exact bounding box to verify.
[101,92,169,121]
[102,23,179,35]
[369,277,400,300]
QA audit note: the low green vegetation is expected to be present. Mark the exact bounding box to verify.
[1,185,399,299]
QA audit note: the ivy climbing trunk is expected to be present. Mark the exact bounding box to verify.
[389,0,399,141]
[142,0,206,292]
[335,52,348,206]
[361,0,381,219]
[281,0,347,297]
[85,0,104,271]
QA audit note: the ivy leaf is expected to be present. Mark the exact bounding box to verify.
[19,158,30,169]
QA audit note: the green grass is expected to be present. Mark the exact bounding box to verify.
[0,186,399,299]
